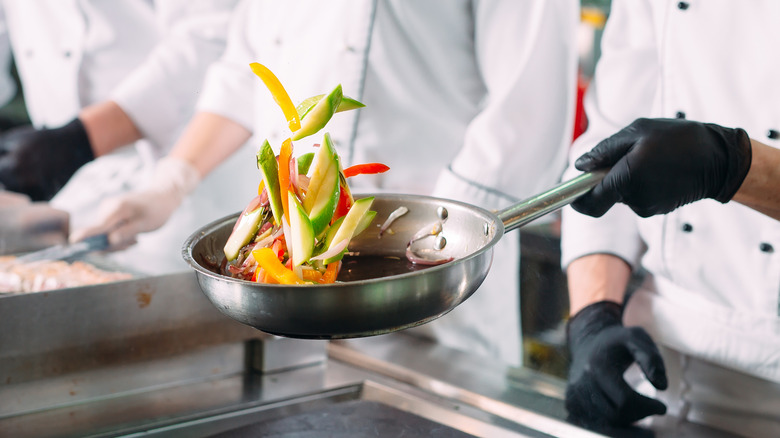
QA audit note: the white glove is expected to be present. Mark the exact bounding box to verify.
[70,157,201,249]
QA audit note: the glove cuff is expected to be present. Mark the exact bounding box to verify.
[712,126,752,203]
[63,118,95,164]
[566,300,623,347]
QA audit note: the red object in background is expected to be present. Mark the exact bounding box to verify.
[573,72,589,142]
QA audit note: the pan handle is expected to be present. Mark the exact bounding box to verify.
[497,169,608,232]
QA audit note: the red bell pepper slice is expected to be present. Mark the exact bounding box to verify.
[333,187,352,221]
[342,163,389,178]
[278,139,293,226]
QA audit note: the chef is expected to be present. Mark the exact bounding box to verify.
[73,0,579,367]
[560,1,780,435]
[0,0,238,273]
[0,13,17,132]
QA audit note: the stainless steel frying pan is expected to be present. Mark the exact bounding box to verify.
[182,170,607,339]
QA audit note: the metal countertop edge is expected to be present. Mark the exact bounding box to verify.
[328,338,607,438]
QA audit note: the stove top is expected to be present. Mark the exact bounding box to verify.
[211,400,476,438]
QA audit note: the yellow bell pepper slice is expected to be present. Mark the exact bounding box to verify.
[301,268,323,282]
[252,247,307,285]
[249,62,301,133]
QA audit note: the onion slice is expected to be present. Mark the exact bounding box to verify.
[405,245,453,266]
[409,220,443,244]
[405,220,452,265]
[378,206,408,237]
[310,238,349,261]
[252,226,283,253]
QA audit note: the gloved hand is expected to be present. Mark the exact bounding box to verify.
[70,157,201,250]
[0,119,94,201]
[565,301,668,430]
[571,118,752,217]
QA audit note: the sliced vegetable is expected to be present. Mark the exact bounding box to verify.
[291,84,343,141]
[324,210,376,249]
[333,167,354,220]
[278,139,293,225]
[354,210,377,237]
[288,192,315,266]
[405,246,454,266]
[303,133,340,236]
[296,94,366,120]
[249,62,301,132]
[301,268,323,282]
[333,185,352,221]
[257,140,283,225]
[379,206,408,237]
[224,201,265,261]
[322,196,374,265]
[405,220,453,266]
[318,261,341,284]
[297,152,315,175]
[342,163,390,178]
[252,267,263,282]
[252,247,307,285]
[323,215,345,248]
[310,238,348,262]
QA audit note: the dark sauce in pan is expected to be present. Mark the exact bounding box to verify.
[337,254,437,282]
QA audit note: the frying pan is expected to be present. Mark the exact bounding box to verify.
[182,170,606,339]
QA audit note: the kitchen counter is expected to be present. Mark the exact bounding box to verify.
[0,272,739,437]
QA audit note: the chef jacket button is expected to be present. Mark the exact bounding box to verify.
[675,111,686,119]
[759,243,774,253]
[678,2,690,10]
[25,49,34,58]
[681,223,693,232]
[63,51,71,58]
[768,129,779,140]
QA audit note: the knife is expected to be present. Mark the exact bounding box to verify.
[15,234,110,264]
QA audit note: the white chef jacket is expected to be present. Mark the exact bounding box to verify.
[198,0,578,366]
[0,8,14,109]
[561,0,780,429]
[0,0,238,273]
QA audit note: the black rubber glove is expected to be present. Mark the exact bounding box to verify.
[0,118,94,201]
[565,301,668,430]
[571,118,752,218]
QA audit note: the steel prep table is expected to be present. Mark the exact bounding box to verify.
[0,272,737,437]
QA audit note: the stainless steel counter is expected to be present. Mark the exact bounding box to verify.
[0,272,739,437]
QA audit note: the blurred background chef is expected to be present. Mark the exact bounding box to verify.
[74,0,579,367]
[0,15,20,132]
[559,0,780,435]
[0,0,238,273]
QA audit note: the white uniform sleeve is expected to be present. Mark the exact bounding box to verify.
[560,0,659,269]
[435,0,578,211]
[109,0,237,154]
[0,6,16,108]
[193,0,255,132]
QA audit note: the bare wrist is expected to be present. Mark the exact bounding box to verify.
[78,101,143,157]
[566,253,632,316]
